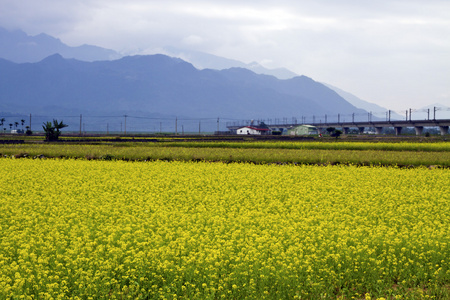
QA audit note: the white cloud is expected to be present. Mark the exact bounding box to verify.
[182,35,204,47]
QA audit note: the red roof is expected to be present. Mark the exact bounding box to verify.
[238,126,270,131]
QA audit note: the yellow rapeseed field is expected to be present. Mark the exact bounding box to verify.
[0,159,449,299]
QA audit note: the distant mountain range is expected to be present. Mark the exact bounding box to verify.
[6,26,446,123]
[0,27,392,131]
[158,46,299,80]
[0,27,392,113]
[322,83,406,120]
[146,47,396,115]
[0,54,368,120]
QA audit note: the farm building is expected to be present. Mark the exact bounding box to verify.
[287,125,318,135]
[237,126,271,135]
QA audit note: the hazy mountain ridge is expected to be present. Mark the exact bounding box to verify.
[159,46,298,80]
[322,83,406,120]
[0,27,120,63]
[159,46,391,114]
[0,26,389,118]
[0,54,368,122]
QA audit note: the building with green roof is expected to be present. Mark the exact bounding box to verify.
[287,125,318,136]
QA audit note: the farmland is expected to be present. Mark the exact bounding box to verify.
[0,136,449,299]
[1,136,450,167]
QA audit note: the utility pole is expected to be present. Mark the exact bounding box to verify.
[217,117,220,133]
[352,113,354,123]
[434,106,437,120]
[124,115,127,135]
[389,110,391,122]
[338,114,340,124]
[175,117,177,135]
[409,108,412,121]
[406,110,408,121]
[325,114,327,124]
[427,108,430,120]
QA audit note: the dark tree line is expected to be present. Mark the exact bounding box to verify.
[326,127,342,139]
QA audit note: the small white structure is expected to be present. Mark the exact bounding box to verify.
[237,126,270,135]
[10,129,24,134]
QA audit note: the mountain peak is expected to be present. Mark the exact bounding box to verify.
[39,53,66,63]
[0,26,121,63]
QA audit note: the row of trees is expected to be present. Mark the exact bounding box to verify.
[1,117,68,141]
[0,118,31,133]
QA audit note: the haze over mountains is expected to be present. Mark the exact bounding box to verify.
[0,27,120,63]
[1,27,417,131]
[0,27,296,80]
[157,46,299,80]
[0,53,367,119]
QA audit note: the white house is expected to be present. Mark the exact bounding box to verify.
[236,126,271,135]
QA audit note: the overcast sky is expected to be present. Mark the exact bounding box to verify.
[1,0,449,111]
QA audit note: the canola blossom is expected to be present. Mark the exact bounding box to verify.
[2,143,450,166]
[0,159,449,299]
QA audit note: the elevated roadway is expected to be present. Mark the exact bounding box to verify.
[228,119,450,136]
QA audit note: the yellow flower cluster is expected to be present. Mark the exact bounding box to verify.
[0,159,449,299]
